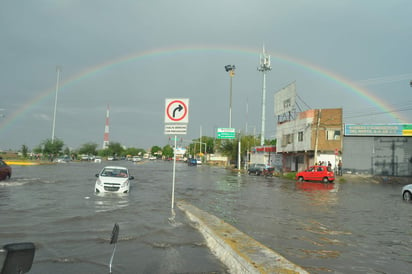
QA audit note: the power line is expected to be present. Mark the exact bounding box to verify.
[356,73,412,86]
[344,106,412,120]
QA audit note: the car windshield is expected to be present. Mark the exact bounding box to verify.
[101,168,128,177]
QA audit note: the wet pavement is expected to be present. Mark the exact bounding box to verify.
[0,160,411,273]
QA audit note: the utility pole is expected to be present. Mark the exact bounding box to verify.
[257,46,271,146]
[51,66,61,143]
[314,109,322,164]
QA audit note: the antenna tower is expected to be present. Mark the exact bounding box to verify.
[257,45,272,146]
[103,104,110,149]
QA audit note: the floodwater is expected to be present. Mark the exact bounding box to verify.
[0,160,411,273]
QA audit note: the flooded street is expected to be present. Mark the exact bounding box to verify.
[0,160,411,273]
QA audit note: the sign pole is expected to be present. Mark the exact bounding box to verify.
[164,98,189,211]
[171,135,177,209]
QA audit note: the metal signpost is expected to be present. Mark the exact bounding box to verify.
[164,99,189,210]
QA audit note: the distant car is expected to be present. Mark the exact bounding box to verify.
[55,156,70,163]
[0,159,12,180]
[80,154,91,161]
[247,163,267,175]
[296,165,335,183]
[95,166,134,194]
[187,158,197,166]
[402,184,412,201]
[132,156,142,162]
[94,156,102,163]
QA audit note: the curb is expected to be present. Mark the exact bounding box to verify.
[177,200,309,274]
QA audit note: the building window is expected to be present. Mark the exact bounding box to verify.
[287,134,294,144]
[281,135,287,147]
[326,129,341,140]
[281,134,294,146]
[298,131,303,142]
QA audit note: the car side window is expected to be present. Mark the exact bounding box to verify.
[317,167,323,172]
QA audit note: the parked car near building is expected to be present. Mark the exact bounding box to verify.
[0,159,12,180]
[402,184,412,201]
[247,163,267,176]
[296,165,335,183]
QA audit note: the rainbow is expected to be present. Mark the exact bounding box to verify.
[0,45,407,133]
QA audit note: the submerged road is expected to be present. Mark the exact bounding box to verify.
[0,160,411,273]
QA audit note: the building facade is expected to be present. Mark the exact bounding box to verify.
[275,108,343,172]
[248,146,281,170]
[343,124,412,176]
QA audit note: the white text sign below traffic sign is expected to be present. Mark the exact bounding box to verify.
[164,124,187,135]
[217,128,236,139]
[165,98,189,123]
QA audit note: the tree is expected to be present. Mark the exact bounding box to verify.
[63,147,71,156]
[33,145,42,155]
[107,142,124,158]
[151,146,162,156]
[219,139,236,160]
[78,142,98,156]
[218,135,267,165]
[21,144,28,158]
[162,144,174,158]
[188,136,215,156]
[42,138,64,156]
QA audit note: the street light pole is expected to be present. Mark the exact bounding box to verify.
[52,66,61,143]
[225,65,236,128]
[257,46,271,146]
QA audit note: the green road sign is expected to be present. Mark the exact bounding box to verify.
[217,128,236,139]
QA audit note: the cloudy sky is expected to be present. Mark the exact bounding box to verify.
[1,0,411,151]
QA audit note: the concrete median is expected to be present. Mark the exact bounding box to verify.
[177,200,309,274]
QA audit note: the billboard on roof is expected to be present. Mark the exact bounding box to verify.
[274,82,296,116]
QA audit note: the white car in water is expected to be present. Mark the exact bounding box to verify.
[95,166,134,194]
[402,184,412,201]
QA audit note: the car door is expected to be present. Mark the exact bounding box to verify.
[314,166,324,181]
[306,166,315,180]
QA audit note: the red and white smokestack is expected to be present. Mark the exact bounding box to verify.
[103,104,110,149]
